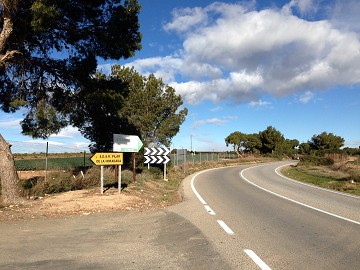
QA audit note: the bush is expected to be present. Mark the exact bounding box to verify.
[299,155,334,166]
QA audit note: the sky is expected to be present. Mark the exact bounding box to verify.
[1,0,360,153]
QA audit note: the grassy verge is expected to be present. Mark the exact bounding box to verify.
[282,165,360,196]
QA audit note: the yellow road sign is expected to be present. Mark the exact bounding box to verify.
[91,152,123,165]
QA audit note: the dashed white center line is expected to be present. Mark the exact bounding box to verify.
[244,249,272,270]
[204,205,216,215]
[217,220,234,235]
[191,167,272,269]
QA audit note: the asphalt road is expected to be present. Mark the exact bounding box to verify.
[182,160,360,269]
[1,161,359,269]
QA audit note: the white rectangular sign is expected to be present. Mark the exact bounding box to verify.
[113,134,143,152]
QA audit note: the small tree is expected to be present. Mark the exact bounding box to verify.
[259,126,285,154]
[310,132,344,153]
[115,66,188,147]
[299,142,313,155]
[242,133,262,154]
[275,139,299,156]
[225,131,246,157]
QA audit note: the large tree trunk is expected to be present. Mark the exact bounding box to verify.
[0,134,22,204]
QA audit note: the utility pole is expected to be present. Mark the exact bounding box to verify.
[190,134,193,152]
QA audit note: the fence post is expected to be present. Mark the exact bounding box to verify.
[45,142,48,183]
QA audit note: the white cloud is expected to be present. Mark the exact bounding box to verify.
[329,0,360,33]
[299,91,314,103]
[125,56,183,83]
[282,0,319,16]
[192,117,227,128]
[50,126,82,139]
[0,117,22,129]
[23,140,64,146]
[210,106,223,112]
[249,99,272,108]
[164,7,208,34]
[124,2,360,106]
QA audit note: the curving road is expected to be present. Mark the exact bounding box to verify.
[1,161,359,269]
[173,160,360,269]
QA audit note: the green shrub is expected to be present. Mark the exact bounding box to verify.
[299,155,334,166]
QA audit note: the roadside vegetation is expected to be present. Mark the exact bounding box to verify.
[282,155,360,196]
[1,152,359,211]
[0,154,272,206]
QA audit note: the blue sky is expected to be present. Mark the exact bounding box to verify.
[1,0,360,153]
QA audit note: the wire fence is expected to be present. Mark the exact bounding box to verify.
[172,151,237,166]
[9,140,91,171]
[9,140,237,171]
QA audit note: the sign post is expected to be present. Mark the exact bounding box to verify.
[91,152,123,194]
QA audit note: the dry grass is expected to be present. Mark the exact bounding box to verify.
[283,158,360,196]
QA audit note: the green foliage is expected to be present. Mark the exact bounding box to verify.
[298,142,312,155]
[30,1,60,32]
[310,132,344,152]
[21,100,67,139]
[15,157,93,170]
[225,127,347,158]
[275,139,299,156]
[225,131,245,153]
[342,147,360,156]
[116,66,188,147]
[243,133,262,154]
[69,73,138,152]
[283,166,360,196]
[0,0,142,138]
[299,155,334,166]
[225,127,293,156]
[259,126,285,154]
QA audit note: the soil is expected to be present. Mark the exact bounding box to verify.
[0,177,181,223]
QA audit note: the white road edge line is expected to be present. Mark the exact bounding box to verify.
[217,220,234,235]
[191,171,209,205]
[191,169,218,215]
[240,164,360,226]
[275,164,360,200]
[244,249,272,270]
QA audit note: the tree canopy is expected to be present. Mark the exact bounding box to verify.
[68,72,138,152]
[259,126,285,154]
[224,127,349,157]
[69,66,188,152]
[114,65,188,147]
[309,132,344,152]
[0,0,142,203]
[0,0,142,137]
[225,126,300,156]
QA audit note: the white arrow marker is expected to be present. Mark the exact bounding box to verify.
[144,156,151,164]
[163,156,170,164]
[144,147,151,156]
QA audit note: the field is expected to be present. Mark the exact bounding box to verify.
[14,154,93,170]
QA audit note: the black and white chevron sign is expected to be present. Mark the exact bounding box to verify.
[144,155,170,164]
[144,147,170,156]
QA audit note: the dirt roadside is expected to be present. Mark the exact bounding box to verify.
[0,180,181,223]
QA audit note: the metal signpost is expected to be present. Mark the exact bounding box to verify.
[144,147,170,180]
[90,152,123,194]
